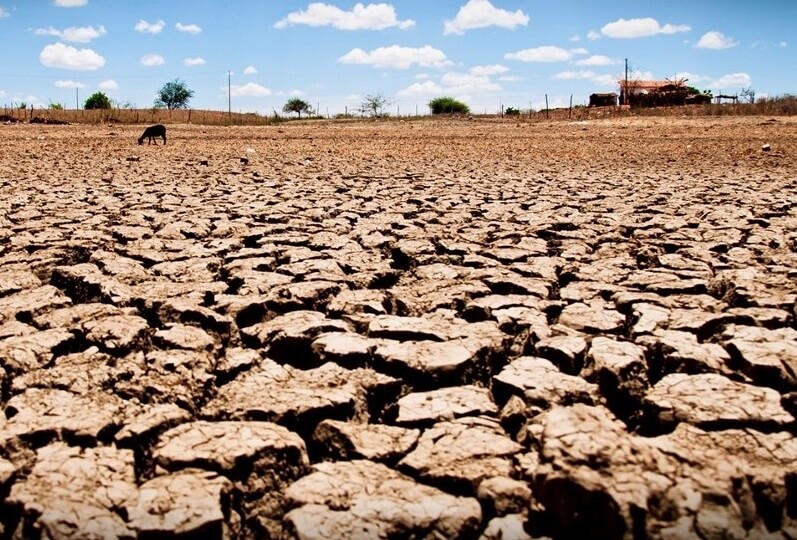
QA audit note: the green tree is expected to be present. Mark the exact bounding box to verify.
[84,91,112,110]
[429,96,470,115]
[282,98,313,118]
[361,93,391,117]
[155,78,194,109]
[504,107,520,116]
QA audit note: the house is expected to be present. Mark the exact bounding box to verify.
[617,80,673,105]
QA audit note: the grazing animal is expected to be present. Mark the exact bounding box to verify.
[138,124,167,145]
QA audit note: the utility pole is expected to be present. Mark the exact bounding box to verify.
[623,58,629,105]
[75,86,79,110]
[228,70,231,120]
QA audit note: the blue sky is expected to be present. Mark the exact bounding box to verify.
[0,0,793,115]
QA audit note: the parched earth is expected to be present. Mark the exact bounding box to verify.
[0,116,796,539]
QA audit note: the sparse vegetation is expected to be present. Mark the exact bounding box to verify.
[361,93,391,117]
[282,98,313,118]
[84,91,112,110]
[48,102,64,110]
[504,107,520,116]
[155,79,194,110]
[429,96,470,115]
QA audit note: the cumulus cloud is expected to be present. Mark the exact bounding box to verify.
[140,54,165,66]
[243,66,258,75]
[576,55,617,66]
[98,79,118,90]
[397,70,501,97]
[440,71,501,93]
[587,30,601,40]
[555,70,597,80]
[591,74,619,86]
[184,57,205,66]
[470,64,509,76]
[695,31,737,49]
[711,72,751,89]
[53,0,87,6]
[54,79,86,88]
[443,0,529,35]
[34,25,106,43]
[275,2,415,30]
[135,19,165,34]
[338,45,451,69]
[229,82,272,97]
[505,46,572,62]
[40,42,105,70]
[176,22,202,34]
[601,17,690,39]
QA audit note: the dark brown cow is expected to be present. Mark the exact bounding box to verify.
[138,124,167,145]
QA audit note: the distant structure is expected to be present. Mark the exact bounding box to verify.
[588,93,618,107]
[617,79,712,107]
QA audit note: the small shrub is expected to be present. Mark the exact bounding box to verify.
[429,96,470,115]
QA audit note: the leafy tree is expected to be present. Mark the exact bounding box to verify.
[504,107,520,116]
[155,78,194,109]
[361,93,391,117]
[429,96,470,115]
[48,102,64,110]
[283,98,313,118]
[84,91,112,110]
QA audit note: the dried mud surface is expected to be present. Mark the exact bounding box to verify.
[1,116,796,539]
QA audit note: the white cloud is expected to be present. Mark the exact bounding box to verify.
[184,57,205,66]
[569,34,580,42]
[54,79,86,88]
[601,17,690,39]
[695,31,737,50]
[586,30,601,40]
[397,80,444,97]
[443,0,529,35]
[570,47,588,55]
[470,64,508,76]
[243,66,258,75]
[338,45,451,69]
[135,19,165,34]
[555,70,597,80]
[141,54,165,66]
[229,82,272,97]
[576,55,617,66]
[40,42,105,70]
[98,79,118,90]
[287,89,305,97]
[505,46,572,62]
[498,75,522,82]
[53,0,87,6]
[397,70,501,97]
[0,7,10,17]
[591,74,618,87]
[275,2,415,30]
[176,22,202,34]
[441,71,501,93]
[779,41,788,47]
[711,72,751,89]
[34,24,106,43]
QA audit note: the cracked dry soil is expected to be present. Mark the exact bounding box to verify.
[0,116,796,539]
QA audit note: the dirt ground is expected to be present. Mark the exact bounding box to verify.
[1,116,796,538]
